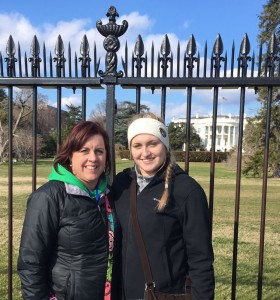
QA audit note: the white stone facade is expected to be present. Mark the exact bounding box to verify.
[171,113,247,152]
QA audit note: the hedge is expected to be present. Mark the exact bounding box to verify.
[172,151,229,162]
[116,150,229,162]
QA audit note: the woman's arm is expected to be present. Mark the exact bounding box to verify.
[17,185,59,299]
[182,186,215,300]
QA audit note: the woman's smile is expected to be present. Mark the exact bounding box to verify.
[131,134,166,177]
[71,134,106,190]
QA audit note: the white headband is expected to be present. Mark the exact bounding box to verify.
[127,118,169,149]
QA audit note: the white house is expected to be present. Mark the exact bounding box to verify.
[171,113,247,152]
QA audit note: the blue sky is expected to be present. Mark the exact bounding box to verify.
[0,0,268,122]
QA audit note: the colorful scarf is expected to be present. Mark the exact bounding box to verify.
[104,194,114,300]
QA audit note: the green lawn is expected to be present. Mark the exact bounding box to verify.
[0,160,279,299]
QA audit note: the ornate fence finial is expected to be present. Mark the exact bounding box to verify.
[5,35,17,77]
[53,35,66,77]
[79,35,91,77]
[185,34,198,77]
[134,35,145,77]
[266,32,279,77]
[238,33,251,77]
[212,34,225,77]
[29,35,41,77]
[96,6,128,77]
[159,34,171,77]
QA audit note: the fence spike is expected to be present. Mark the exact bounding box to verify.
[29,36,41,77]
[74,52,78,77]
[224,51,227,77]
[79,35,91,77]
[18,42,22,77]
[49,52,53,76]
[186,34,197,56]
[0,52,3,76]
[231,41,235,77]
[30,35,40,57]
[177,41,180,77]
[134,35,144,57]
[251,51,255,77]
[258,43,263,77]
[203,41,208,77]
[5,35,17,77]
[80,34,90,56]
[151,42,154,77]
[197,51,200,77]
[68,42,72,77]
[239,33,250,56]
[55,35,65,56]
[6,35,16,56]
[24,52,27,77]
[213,34,224,56]
[268,32,278,56]
[160,34,171,56]
[43,43,47,77]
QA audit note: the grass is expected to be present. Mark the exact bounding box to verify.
[0,160,279,299]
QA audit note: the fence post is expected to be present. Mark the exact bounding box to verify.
[96,6,128,180]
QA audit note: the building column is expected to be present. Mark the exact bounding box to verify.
[233,126,236,147]
[221,125,224,150]
[229,126,232,148]
[208,126,211,150]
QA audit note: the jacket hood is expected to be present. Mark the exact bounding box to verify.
[48,164,108,198]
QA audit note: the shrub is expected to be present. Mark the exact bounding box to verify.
[172,151,229,162]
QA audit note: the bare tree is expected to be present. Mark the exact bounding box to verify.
[0,89,49,162]
[13,129,43,162]
[89,101,106,125]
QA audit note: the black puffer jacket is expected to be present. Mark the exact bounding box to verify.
[17,180,120,300]
[112,165,215,300]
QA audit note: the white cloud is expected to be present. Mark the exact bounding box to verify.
[0,12,104,56]
[51,93,82,110]
[0,13,39,52]
[41,19,94,51]
[122,12,152,29]
[166,102,186,121]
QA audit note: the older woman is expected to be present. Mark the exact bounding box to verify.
[18,121,120,300]
[112,113,215,300]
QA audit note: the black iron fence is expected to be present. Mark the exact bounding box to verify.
[0,5,279,300]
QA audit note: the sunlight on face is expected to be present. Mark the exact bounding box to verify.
[130,134,166,176]
[71,134,106,190]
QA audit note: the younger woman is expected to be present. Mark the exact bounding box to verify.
[112,113,215,300]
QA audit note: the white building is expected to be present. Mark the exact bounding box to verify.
[171,113,247,152]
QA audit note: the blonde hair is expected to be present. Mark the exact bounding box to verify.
[129,112,176,211]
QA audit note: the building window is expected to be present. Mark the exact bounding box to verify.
[224,126,228,134]
[224,137,228,146]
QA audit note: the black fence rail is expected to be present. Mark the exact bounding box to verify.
[0,5,279,300]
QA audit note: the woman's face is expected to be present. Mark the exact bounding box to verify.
[130,134,166,177]
[71,134,106,190]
